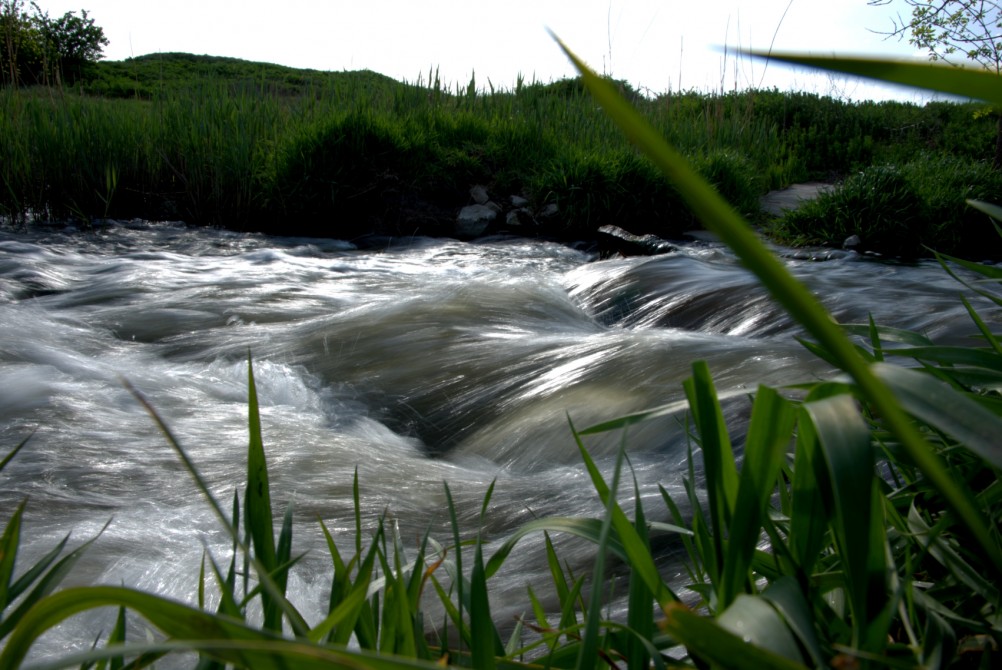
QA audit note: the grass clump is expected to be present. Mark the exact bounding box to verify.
[769,155,1002,257]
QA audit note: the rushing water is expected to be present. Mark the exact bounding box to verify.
[0,221,991,659]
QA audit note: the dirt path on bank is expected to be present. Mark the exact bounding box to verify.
[760,182,834,217]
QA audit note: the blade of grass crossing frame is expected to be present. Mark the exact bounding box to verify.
[244,355,280,632]
[683,362,738,581]
[569,417,678,608]
[626,464,653,670]
[747,52,1002,106]
[470,483,502,669]
[801,395,885,650]
[576,440,625,670]
[720,386,797,608]
[0,500,26,612]
[554,37,1002,572]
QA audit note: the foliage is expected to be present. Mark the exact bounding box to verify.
[2,52,1001,250]
[0,0,107,86]
[871,0,1002,72]
[768,154,1002,257]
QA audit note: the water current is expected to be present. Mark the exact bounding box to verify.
[0,221,992,660]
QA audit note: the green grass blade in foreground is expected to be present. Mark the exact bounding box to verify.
[0,587,448,670]
[554,36,1002,574]
[244,358,278,613]
[747,52,1002,107]
[569,417,679,608]
[871,363,1002,470]
[662,601,808,670]
[801,394,887,650]
[682,362,738,568]
[720,385,797,609]
[0,430,32,472]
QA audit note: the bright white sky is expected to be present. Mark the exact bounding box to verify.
[42,0,931,101]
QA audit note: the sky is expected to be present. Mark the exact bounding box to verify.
[40,0,934,101]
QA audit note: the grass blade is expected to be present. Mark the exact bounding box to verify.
[720,386,797,608]
[554,36,1002,573]
[748,52,1002,106]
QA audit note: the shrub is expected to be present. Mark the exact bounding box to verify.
[770,155,1002,257]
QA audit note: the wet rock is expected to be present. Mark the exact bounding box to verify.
[538,203,559,219]
[504,208,537,229]
[843,234,862,250]
[470,185,490,205]
[510,195,529,208]
[597,224,675,256]
[456,204,497,238]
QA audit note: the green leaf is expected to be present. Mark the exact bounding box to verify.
[569,418,678,608]
[485,518,626,579]
[244,356,276,572]
[967,199,1002,224]
[801,394,885,649]
[750,52,1002,106]
[0,431,32,473]
[662,602,809,670]
[760,577,826,668]
[0,500,26,611]
[720,386,797,608]
[873,362,1002,470]
[683,361,738,570]
[0,520,108,640]
[716,594,806,665]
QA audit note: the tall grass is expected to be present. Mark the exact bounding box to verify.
[1,46,1001,670]
[2,56,997,244]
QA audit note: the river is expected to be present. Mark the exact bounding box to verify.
[0,221,989,660]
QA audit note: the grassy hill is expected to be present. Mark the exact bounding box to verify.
[85,52,408,99]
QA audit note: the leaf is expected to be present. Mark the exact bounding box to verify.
[662,602,809,670]
[749,52,1002,106]
[760,577,826,668]
[683,361,738,570]
[873,362,1002,470]
[801,394,886,649]
[720,386,797,608]
[569,418,678,608]
[485,518,626,579]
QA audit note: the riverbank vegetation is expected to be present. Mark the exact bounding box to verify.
[2,52,1001,256]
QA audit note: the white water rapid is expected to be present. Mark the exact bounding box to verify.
[0,222,990,662]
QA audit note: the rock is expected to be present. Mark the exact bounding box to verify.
[486,200,503,214]
[470,185,490,205]
[505,208,536,228]
[843,234,862,250]
[538,203,559,219]
[456,204,497,238]
[510,195,529,208]
[597,224,675,256]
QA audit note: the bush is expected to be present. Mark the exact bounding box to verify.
[770,155,1002,258]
